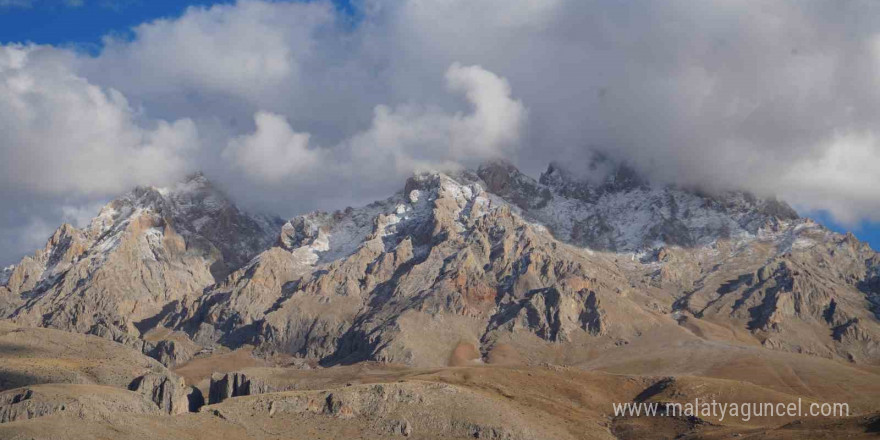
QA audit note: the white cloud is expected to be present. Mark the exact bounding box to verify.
[224,112,319,184]
[445,63,527,159]
[3,0,880,263]
[0,44,197,196]
[362,0,880,224]
[223,63,525,190]
[91,1,335,116]
[61,201,107,227]
[780,133,880,224]
[347,63,526,174]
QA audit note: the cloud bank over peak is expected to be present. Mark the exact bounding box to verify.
[223,112,319,184]
[2,0,880,263]
[0,44,197,196]
[223,62,526,190]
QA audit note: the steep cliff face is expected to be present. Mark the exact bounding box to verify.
[167,170,654,366]
[159,162,880,367]
[677,230,880,362]
[3,163,879,368]
[0,173,281,362]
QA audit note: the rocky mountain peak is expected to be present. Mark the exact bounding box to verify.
[536,157,797,222]
[81,172,226,240]
[476,160,551,210]
[0,172,282,349]
[156,172,227,211]
[539,156,647,202]
[2,159,879,377]
[274,169,487,270]
[470,159,804,252]
[162,159,880,371]
[97,172,283,279]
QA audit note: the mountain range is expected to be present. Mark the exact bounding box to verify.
[1,159,879,439]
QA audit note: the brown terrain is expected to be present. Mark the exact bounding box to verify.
[0,160,878,438]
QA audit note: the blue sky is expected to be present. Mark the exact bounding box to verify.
[0,0,355,51]
[808,211,880,252]
[0,0,878,256]
[0,1,231,51]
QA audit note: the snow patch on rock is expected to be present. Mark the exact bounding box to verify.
[0,265,13,286]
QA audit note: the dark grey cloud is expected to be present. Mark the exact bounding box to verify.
[2,0,880,265]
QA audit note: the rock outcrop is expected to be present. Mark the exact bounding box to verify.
[205,382,542,440]
[0,384,161,423]
[128,373,191,415]
[208,372,279,404]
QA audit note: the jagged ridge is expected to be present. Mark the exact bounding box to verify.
[1,162,879,369]
[0,173,281,365]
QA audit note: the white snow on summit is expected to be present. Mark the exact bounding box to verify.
[278,171,492,266]
[0,265,13,286]
[476,160,804,253]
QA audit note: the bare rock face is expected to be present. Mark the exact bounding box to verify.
[477,160,552,210]
[0,173,281,362]
[143,338,201,368]
[208,372,278,404]
[173,161,879,367]
[2,161,879,370]
[678,230,880,361]
[206,382,543,439]
[128,372,190,415]
[177,169,653,367]
[492,287,606,343]
[0,286,17,318]
[0,384,161,423]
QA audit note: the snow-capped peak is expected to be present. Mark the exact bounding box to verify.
[72,172,280,282]
[477,159,802,252]
[277,170,492,266]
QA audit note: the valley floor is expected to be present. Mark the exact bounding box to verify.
[0,322,877,440]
